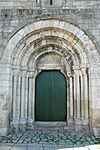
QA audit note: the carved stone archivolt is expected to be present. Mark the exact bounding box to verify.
[8,19,94,131]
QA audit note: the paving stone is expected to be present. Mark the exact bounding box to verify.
[28,146,43,150]
[0,130,100,150]
[28,143,43,147]
[17,140,24,143]
[11,146,27,150]
[58,144,73,148]
[58,147,73,150]
[44,148,55,150]
[73,147,89,150]
[73,144,84,147]
[0,146,12,150]
[43,144,58,148]
[14,144,28,146]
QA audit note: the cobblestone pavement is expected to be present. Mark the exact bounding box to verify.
[0,129,100,150]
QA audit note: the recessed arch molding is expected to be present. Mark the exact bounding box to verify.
[1,18,100,136]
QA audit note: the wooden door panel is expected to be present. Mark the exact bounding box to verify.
[35,71,67,121]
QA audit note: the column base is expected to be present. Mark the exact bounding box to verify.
[67,117,75,130]
[91,127,100,137]
[20,118,27,131]
[75,118,82,131]
[81,118,89,132]
[20,118,26,124]
[74,118,90,132]
[0,127,8,136]
[27,117,34,128]
[12,119,20,132]
[27,117,34,124]
[82,118,89,125]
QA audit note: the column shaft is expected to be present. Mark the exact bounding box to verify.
[28,77,33,123]
[76,74,81,118]
[73,74,77,118]
[13,76,17,120]
[80,73,84,118]
[81,68,89,119]
[81,67,89,127]
[24,75,28,119]
[69,76,73,117]
[16,75,21,120]
[84,74,89,118]
[20,76,26,122]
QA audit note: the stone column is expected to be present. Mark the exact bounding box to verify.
[84,69,89,118]
[16,71,21,130]
[81,67,89,127]
[12,69,19,131]
[80,71,84,118]
[41,0,45,8]
[20,70,27,130]
[75,69,81,118]
[67,71,74,129]
[27,72,34,125]
[74,68,82,131]
[13,70,18,122]
[24,73,28,121]
[69,74,74,118]
[73,73,77,118]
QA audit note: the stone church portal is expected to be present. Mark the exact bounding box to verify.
[9,19,90,133]
[0,0,100,137]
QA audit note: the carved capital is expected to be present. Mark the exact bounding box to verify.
[81,68,87,75]
[80,64,88,75]
[21,69,27,77]
[13,68,20,76]
[73,66,80,76]
[67,71,73,77]
[28,71,35,78]
[74,69,80,76]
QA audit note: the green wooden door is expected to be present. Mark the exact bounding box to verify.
[35,71,67,121]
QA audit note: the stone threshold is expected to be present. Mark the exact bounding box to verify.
[28,121,67,130]
[34,121,67,126]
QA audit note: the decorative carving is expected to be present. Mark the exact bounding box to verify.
[67,71,73,77]
[20,69,27,77]
[13,69,20,76]
[28,71,35,78]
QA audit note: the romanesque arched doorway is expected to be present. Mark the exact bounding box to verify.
[35,70,67,121]
[2,18,100,136]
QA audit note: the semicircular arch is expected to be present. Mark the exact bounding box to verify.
[3,18,99,68]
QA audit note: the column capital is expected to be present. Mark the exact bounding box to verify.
[81,68,87,75]
[13,68,20,76]
[28,70,35,77]
[80,64,88,75]
[67,71,73,77]
[20,69,27,77]
[74,69,80,76]
[72,66,81,76]
[73,66,80,70]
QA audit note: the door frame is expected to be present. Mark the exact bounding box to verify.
[35,69,67,122]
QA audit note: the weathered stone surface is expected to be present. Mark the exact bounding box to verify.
[0,0,100,137]
[0,130,100,150]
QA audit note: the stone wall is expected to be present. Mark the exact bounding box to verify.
[0,1,100,57]
[0,0,100,9]
[0,0,100,137]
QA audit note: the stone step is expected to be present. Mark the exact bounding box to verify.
[27,122,67,130]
